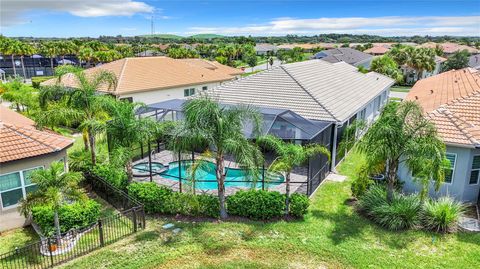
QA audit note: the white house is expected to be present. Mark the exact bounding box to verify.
[401,56,447,84]
[42,57,243,105]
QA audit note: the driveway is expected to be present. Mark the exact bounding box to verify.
[249,59,281,72]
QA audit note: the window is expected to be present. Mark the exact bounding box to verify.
[470,155,480,184]
[374,96,381,113]
[183,88,195,97]
[444,153,456,183]
[0,167,43,209]
[57,158,66,173]
[202,86,208,91]
[359,108,366,120]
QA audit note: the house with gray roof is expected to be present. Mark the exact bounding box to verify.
[312,48,373,69]
[469,54,480,70]
[255,44,277,56]
[211,60,395,168]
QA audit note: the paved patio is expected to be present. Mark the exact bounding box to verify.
[132,150,308,195]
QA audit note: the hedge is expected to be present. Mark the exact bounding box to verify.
[32,200,101,236]
[127,182,310,220]
[31,76,54,89]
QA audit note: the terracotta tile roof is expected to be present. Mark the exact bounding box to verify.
[406,68,480,147]
[178,59,244,76]
[0,106,35,127]
[41,57,238,95]
[419,42,479,54]
[0,107,73,163]
[364,46,390,55]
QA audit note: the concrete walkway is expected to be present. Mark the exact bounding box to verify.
[459,217,480,232]
[389,91,408,100]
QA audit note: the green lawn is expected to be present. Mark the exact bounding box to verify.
[390,86,412,92]
[0,227,39,254]
[56,151,480,269]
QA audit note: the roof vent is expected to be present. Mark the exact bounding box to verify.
[415,96,419,100]
[430,90,434,94]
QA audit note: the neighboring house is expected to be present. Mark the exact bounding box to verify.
[42,57,243,105]
[419,42,479,56]
[312,48,373,69]
[468,54,480,70]
[0,106,73,231]
[277,43,322,52]
[211,59,394,168]
[364,46,390,56]
[255,44,277,55]
[135,50,164,57]
[401,55,447,84]
[399,68,480,203]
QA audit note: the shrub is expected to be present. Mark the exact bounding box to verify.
[32,200,101,236]
[127,182,173,214]
[371,194,421,231]
[227,190,284,220]
[351,175,374,198]
[31,76,54,89]
[421,197,464,233]
[167,192,220,218]
[289,193,310,218]
[357,185,388,214]
[92,164,128,190]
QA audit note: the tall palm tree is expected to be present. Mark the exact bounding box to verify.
[171,96,262,219]
[19,42,35,80]
[39,65,117,165]
[406,48,435,80]
[257,135,330,216]
[357,101,447,202]
[40,41,58,71]
[6,39,22,77]
[19,162,86,241]
[78,47,94,68]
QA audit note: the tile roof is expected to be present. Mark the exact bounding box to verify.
[255,43,277,52]
[0,106,35,127]
[406,68,480,147]
[178,59,244,76]
[364,46,390,55]
[419,42,479,54]
[0,108,73,163]
[211,60,394,123]
[41,57,240,95]
[313,48,372,66]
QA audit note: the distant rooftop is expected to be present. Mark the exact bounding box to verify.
[313,48,372,66]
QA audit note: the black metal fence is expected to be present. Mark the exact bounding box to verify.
[0,174,145,269]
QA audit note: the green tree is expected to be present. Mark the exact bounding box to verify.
[257,135,330,216]
[245,54,258,72]
[78,47,95,68]
[171,96,262,219]
[18,42,35,80]
[357,101,447,202]
[370,55,403,83]
[443,50,469,71]
[406,48,436,80]
[39,65,117,165]
[0,78,38,112]
[40,41,59,71]
[19,162,86,241]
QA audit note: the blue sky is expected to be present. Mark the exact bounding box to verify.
[1,0,479,37]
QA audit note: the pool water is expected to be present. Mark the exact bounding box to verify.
[160,161,284,190]
[132,162,165,176]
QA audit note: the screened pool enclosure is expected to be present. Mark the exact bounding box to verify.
[134,99,333,196]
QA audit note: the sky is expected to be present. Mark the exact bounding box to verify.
[1,0,479,37]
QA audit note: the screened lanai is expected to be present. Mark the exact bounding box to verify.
[135,98,333,196]
[137,99,332,142]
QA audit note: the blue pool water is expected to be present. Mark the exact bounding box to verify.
[160,161,284,190]
[132,162,165,176]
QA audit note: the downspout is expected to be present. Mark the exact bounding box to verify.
[330,124,338,172]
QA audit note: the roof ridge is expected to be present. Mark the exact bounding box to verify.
[3,124,60,152]
[280,65,339,122]
[115,58,129,93]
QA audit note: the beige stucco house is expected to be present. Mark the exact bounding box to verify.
[42,57,243,105]
[0,106,73,231]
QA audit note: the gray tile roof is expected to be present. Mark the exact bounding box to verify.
[469,54,480,70]
[313,48,372,66]
[211,60,394,123]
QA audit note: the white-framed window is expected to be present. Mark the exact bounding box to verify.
[469,155,480,185]
[0,166,43,209]
[374,95,381,113]
[444,153,456,184]
[183,88,195,97]
[202,86,208,91]
[359,108,366,120]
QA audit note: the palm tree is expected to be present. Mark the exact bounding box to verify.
[19,162,86,241]
[257,135,330,216]
[357,101,447,202]
[6,39,22,77]
[406,48,435,80]
[39,65,117,165]
[58,41,77,64]
[19,42,35,80]
[105,100,167,181]
[40,41,58,71]
[78,47,94,68]
[171,96,262,219]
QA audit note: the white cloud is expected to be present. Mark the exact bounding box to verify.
[187,16,480,36]
[1,0,154,26]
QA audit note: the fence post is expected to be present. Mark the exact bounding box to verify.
[140,143,144,159]
[262,162,265,191]
[47,237,54,267]
[141,206,146,229]
[98,219,105,247]
[148,142,153,182]
[132,208,138,233]
[306,157,311,196]
[178,150,182,193]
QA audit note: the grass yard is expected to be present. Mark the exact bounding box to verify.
[0,226,39,254]
[390,86,412,92]
[57,151,480,269]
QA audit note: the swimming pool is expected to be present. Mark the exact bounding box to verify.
[132,162,165,177]
[160,161,284,190]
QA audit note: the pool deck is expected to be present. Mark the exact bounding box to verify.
[133,150,308,196]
